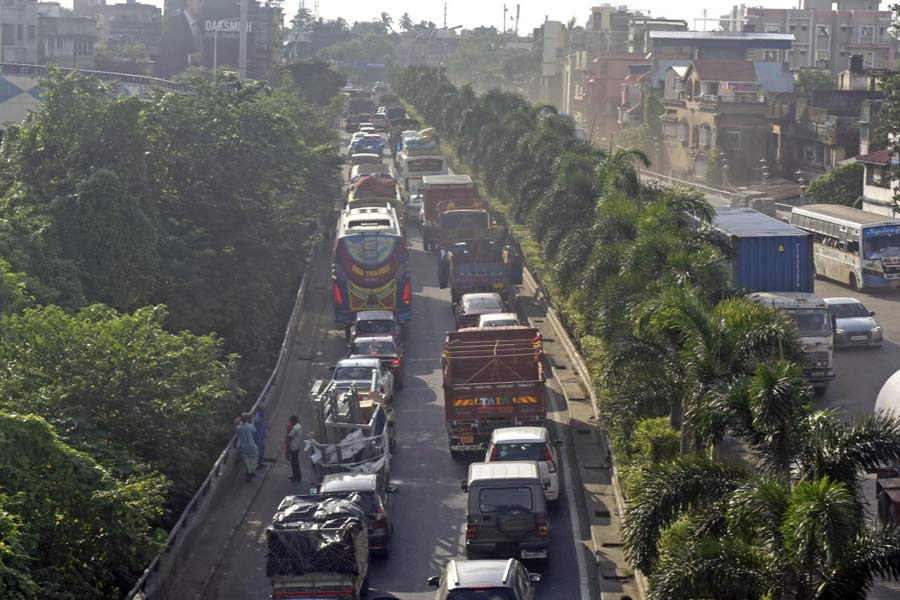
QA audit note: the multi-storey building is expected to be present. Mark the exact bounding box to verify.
[1,0,39,63]
[37,1,96,68]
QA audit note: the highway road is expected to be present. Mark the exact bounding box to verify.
[192,138,591,600]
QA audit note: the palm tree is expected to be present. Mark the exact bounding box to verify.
[399,13,414,32]
[624,361,900,599]
[380,11,393,32]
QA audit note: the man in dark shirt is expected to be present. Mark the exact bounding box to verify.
[155,0,206,78]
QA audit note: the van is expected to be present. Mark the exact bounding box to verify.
[461,462,550,562]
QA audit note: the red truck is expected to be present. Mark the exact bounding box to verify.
[421,175,490,252]
[442,326,546,458]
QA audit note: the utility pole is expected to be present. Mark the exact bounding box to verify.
[443,0,447,29]
[502,4,507,34]
[515,4,520,36]
[238,0,248,80]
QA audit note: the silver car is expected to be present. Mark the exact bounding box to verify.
[824,297,882,348]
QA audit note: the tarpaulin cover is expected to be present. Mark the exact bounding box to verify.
[351,174,397,198]
[266,494,368,577]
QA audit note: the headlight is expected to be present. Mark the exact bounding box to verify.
[872,326,883,334]
[816,360,829,368]
[835,328,845,334]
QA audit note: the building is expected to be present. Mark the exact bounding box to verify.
[660,59,793,184]
[740,5,896,77]
[627,17,687,55]
[1,0,39,63]
[618,63,653,126]
[38,2,96,68]
[857,148,897,216]
[581,52,649,140]
[538,20,564,107]
[647,30,794,61]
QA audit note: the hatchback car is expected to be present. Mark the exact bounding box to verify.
[350,335,404,389]
[456,293,505,329]
[427,559,541,600]
[330,357,394,401]
[478,313,520,328]
[824,297,883,347]
[485,427,561,503]
[350,310,403,347]
[316,472,397,558]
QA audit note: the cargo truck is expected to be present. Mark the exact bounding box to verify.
[442,327,546,458]
[749,292,835,396]
[438,239,523,304]
[711,207,814,293]
[421,175,490,252]
[266,494,370,600]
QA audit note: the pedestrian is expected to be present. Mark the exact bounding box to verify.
[253,408,268,470]
[236,412,259,483]
[285,415,303,482]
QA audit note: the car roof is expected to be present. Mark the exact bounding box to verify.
[352,335,396,345]
[490,426,549,444]
[335,357,382,368]
[479,313,519,322]
[356,310,395,321]
[320,472,378,492]
[468,461,541,483]
[446,559,518,589]
[823,297,863,305]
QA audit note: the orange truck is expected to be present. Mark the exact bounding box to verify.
[442,327,546,458]
[420,175,490,252]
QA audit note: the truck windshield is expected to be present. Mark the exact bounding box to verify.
[408,158,443,173]
[442,212,490,231]
[447,590,519,600]
[785,309,832,337]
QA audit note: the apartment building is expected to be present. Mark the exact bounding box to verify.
[1,0,39,63]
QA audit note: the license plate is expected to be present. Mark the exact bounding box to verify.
[851,335,868,341]
[460,434,474,444]
[521,550,547,559]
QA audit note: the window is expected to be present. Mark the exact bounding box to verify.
[765,23,780,33]
[841,25,848,31]
[16,24,23,41]
[699,126,711,148]
[801,25,808,31]
[863,51,875,68]
[479,487,533,513]
[721,130,741,151]
[790,24,797,31]
[817,25,830,37]
[27,25,34,41]
[598,62,607,75]
[764,49,779,62]
[860,25,874,38]
[868,165,891,188]
[881,27,886,36]
[816,50,830,62]
[1,24,13,46]
[800,50,807,56]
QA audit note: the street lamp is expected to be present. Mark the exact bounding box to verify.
[722,155,731,188]
[795,169,807,204]
[760,157,769,194]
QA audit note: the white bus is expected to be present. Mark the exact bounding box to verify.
[789,204,900,290]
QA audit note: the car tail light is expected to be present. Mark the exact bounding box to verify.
[332,277,343,305]
[488,446,498,461]
[380,384,385,394]
[544,446,557,473]
[537,520,549,537]
[466,523,478,540]
[373,507,387,530]
[403,280,411,305]
[391,359,400,367]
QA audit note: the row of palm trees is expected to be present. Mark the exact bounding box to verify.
[395,67,900,598]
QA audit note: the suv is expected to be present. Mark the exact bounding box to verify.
[350,310,403,347]
[427,559,541,600]
[315,472,397,558]
[461,462,550,562]
[485,427,561,504]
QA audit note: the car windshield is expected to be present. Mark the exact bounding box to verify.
[479,487,533,513]
[785,309,832,337]
[333,366,377,381]
[465,297,502,312]
[494,442,545,461]
[357,320,394,335]
[351,340,396,356]
[828,303,870,318]
[447,589,519,600]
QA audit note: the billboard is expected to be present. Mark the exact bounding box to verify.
[156,0,278,79]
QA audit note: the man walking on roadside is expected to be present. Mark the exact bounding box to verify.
[236,413,259,483]
[285,415,303,482]
[253,408,268,470]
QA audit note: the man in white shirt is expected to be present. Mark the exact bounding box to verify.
[285,415,303,482]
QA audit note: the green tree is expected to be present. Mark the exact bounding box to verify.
[284,59,347,105]
[805,162,864,206]
[380,11,393,32]
[795,68,836,97]
[399,12,414,32]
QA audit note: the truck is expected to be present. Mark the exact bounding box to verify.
[347,96,375,118]
[421,175,490,252]
[438,239,523,304]
[442,326,546,458]
[396,133,445,197]
[266,494,370,599]
[749,292,835,396]
[711,207,814,293]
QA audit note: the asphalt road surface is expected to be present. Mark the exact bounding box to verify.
[198,140,589,600]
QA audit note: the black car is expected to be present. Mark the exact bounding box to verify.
[316,473,397,558]
[350,335,405,389]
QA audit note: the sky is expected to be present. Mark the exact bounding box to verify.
[62,0,893,36]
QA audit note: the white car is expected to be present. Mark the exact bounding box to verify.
[371,114,387,130]
[485,426,561,502]
[477,313,520,328]
[359,124,376,134]
[330,357,395,402]
[405,193,423,223]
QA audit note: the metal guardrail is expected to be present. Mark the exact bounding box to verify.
[638,168,739,207]
[125,269,311,600]
[0,62,189,92]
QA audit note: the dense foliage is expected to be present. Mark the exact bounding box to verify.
[806,162,864,207]
[0,68,342,596]
[397,66,900,598]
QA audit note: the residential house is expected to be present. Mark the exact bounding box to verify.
[73,0,161,54]
[618,63,653,126]
[627,17,687,54]
[647,30,794,61]
[1,0,39,63]
[38,2,96,68]
[579,52,650,140]
[538,20,564,107]
[857,149,897,216]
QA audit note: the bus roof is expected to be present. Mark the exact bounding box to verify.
[792,204,900,227]
[423,175,472,186]
[339,206,401,236]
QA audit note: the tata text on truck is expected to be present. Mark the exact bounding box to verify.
[442,326,546,458]
[421,175,490,252]
[749,292,835,396]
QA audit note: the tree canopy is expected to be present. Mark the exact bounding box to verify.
[805,162,864,206]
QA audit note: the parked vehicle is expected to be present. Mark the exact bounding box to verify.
[461,462,550,561]
[332,206,411,323]
[790,204,900,290]
[350,335,405,388]
[455,293,505,330]
[315,473,398,558]
[711,207,814,293]
[266,495,370,599]
[442,326,546,455]
[750,292,835,396]
[330,357,394,402]
[439,240,523,304]
[427,559,541,600]
[824,297,882,348]
[485,427,561,503]
[421,175,489,252]
[478,313,520,327]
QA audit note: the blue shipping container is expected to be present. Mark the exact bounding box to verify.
[712,207,814,293]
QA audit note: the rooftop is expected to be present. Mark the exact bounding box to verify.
[690,60,757,81]
[648,31,794,41]
[856,148,892,166]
